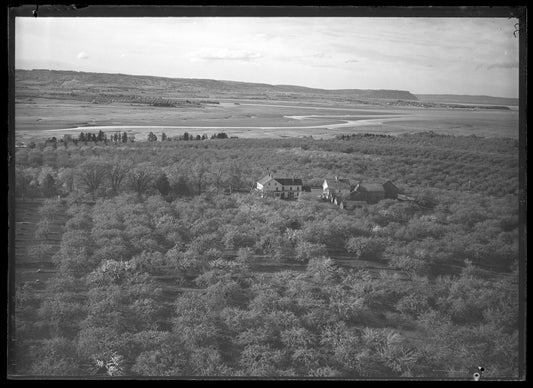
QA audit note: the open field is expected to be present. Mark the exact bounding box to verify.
[15,97,519,143]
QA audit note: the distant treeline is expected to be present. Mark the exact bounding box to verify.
[16,90,219,108]
[337,133,393,140]
[150,132,233,142]
[90,94,203,107]
[31,131,235,149]
[386,99,511,110]
[38,131,135,147]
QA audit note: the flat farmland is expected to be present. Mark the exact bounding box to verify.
[15,97,519,143]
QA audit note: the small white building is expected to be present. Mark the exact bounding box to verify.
[322,176,352,200]
[256,174,303,199]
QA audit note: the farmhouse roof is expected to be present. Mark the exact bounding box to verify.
[274,178,303,186]
[258,175,303,186]
[257,175,274,185]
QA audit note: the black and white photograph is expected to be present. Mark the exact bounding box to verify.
[7,5,526,380]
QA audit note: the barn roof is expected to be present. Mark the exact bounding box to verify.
[324,177,351,191]
[357,182,385,192]
[383,180,400,189]
[348,191,365,200]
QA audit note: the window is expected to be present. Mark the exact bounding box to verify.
[276,187,278,191]
[282,187,285,191]
[297,187,300,191]
[290,187,292,191]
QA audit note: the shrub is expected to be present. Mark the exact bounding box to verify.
[388,255,430,277]
[395,294,430,318]
[345,237,386,260]
[295,241,328,262]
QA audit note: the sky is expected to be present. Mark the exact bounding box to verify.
[15,17,520,98]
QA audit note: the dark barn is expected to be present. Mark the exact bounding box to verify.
[351,182,385,204]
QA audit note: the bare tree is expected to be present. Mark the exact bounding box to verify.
[15,167,33,201]
[57,167,76,193]
[107,159,132,195]
[78,159,109,200]
[127,164,155,196]
[190,160,209,195]
[227,162,245,193]
[209,163,227,193]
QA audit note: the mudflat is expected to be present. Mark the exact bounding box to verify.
[15,97,519,142]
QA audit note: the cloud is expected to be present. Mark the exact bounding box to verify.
[187,48,262,62]
[475,61,519,71]
[77,51,89,59]
[255,33,277,40]
[311,52,329,59]
[486,61,519,70]
[345,59,359,63]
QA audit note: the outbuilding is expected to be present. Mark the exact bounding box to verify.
[322,176,352,200]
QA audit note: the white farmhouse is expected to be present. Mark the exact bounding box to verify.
[256,174,303,199]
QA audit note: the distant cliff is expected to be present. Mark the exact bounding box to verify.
[416,94,518,106]
[15,69,418,102]
[356,89,418,100]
